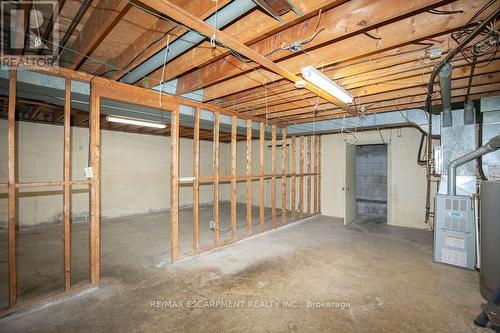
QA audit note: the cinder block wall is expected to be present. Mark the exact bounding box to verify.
[355,144,387,216]
[0,120,231,227]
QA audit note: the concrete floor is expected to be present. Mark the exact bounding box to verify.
[0,211,487,332]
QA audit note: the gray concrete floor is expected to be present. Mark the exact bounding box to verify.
[0,209,487,332]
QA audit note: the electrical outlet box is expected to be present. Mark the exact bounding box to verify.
[209,220,215,230]
[84,167,93,179]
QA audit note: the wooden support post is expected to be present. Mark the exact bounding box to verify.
[271,125,277,228]
[63,78,71,291]
[318,136,322,213]
[281,128,287,225]
[8,70,17,307]
[89,83,101,284]
[230,116,237,241]
[259,123,265,232]
[291,136,296,221]
[307,136,312,214]
[193,107,200,253]
[170,108,180,261]
[299,136,304,218]
[246,119,252,235]
[314,136,319,214]
[213,113,220,245]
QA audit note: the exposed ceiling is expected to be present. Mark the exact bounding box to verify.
[1,0,499,139]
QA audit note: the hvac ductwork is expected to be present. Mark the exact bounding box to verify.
[448,135,500,195]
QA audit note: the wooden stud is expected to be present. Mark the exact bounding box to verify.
[193,107,200,253]
[299,136,304,218]
[8,70,17,307]
[307,136,312,214]
[246,119,252,235]
[318,136,322,213]
[281,128,287,225]
[89,83,101,284]
[314,136,319,214]
[213,113,220,245]
[291,136,296,221]
[271,125,277,228]
[169,108,180,261]
[63,78,71,291]
[259,123,265,232]
[231,116,237,241]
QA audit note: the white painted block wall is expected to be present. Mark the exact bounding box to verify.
[321,128,436,229]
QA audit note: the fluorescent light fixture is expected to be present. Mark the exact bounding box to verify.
[105,116,166,129]
[300,65,353,104]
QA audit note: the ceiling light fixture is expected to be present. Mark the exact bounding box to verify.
[300,65,353,104]
[105,116,167,129]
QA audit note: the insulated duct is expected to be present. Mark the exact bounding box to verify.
[120,0,258,84]
[448,135,500,195]
[438,63,452,128]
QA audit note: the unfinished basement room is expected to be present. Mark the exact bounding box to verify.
[0,0,500,332]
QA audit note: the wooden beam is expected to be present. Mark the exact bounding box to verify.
[213,113,220,245]
[175,0,447,95]
[259,123,265,232]
[66,0,130,70]
[246,119,252,235]
[299,136,304,218]
[193,107,200,253]
[291,136,296,221]
[307,136,312,214]
[135,0,353,113]
[136,0,344,91]
[203,0,494,100]
[89,83,100,284]
[271,125,277,228]
[63,78,71,291]
[8,70,17,307]
[281,128,287,225]
[231,116,237,241]
[170,107,180,261]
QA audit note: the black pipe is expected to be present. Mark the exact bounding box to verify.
[417,133,427,166]
[424,7,500,225]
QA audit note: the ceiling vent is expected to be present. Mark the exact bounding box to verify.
[253,0,292,17]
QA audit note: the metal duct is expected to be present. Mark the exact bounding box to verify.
[439,63,452,128]
[120,0,257,84]
[448,135,500,195]
[464,101,475,125]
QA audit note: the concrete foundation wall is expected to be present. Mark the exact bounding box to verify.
[0,120,231,227]
[321,128,434,229]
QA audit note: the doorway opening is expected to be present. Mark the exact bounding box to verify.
[355,144,388,223]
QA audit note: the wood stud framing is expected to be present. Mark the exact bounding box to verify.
[307,136,312,215]
[299,136,304,218]
[1,65,323,314]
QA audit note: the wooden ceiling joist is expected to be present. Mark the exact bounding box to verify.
[135,0,355,113]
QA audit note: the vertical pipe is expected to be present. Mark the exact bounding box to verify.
[281,128,287,225]
[213,113,220,245]
[193,107,200,253]
[63,78,71,291]
[259,123,265,232]
[8,70,17,307]
[89,83,101,283]
[246,119,252,235]
[169,108,180,261]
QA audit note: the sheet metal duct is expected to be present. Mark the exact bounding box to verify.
[439,63,453,128]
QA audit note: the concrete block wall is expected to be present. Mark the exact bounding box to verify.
[321,127,436,229]
[0,120,231,228]
[355,144,387,216]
